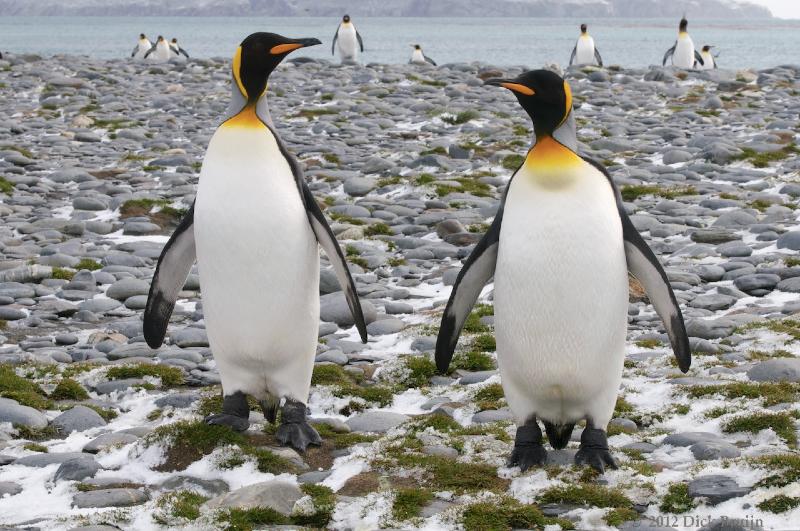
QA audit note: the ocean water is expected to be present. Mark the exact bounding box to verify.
[1,16,799,69]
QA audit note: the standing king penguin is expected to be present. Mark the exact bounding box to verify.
[170,38,190,60]
[131,33,152,60]
[144,33,368,451]
[435,70,691,473]
[569,24,603,67]
[144,36,177,63]
[663,18,703,69]
[410,44,436,66]
[696,45,717,70]
[331,15,364,64]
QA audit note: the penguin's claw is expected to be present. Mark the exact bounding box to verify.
[574,446,618,473]
[507,443,547,471]
[276,422,322,452]
[205,413,250,432]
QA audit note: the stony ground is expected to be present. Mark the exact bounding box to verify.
[0,52,799,531]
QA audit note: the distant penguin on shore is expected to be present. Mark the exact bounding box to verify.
[144,36,177,63]
[696,45,717,70]
[131,33,152,60]
[569,24,603,67]
[410,44,436,66]
[170,38,190,60]
[331,15,364,64]
[663,18,703,69]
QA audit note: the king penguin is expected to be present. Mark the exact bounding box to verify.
[696,45,717,70]
[435,70,691,473]
[410,44,436,66]
[170,38,190,60]
[331,15,364,64]
[131,33,152,60]
[663,18,703,69]
[144,32,368,451]
[569,24,603,67]
[144,35,177,63]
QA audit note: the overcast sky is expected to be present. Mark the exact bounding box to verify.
[750,0,800,18]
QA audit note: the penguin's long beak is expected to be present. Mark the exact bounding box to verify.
[485,78,535,96]
[270,37,322,55]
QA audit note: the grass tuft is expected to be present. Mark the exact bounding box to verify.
[50,378,89,400]
[106,364,184,387]
[722,412,798,447]
[392,488,433,521]
[660,483,694,513]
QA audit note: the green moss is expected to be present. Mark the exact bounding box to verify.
[290,108,338,119]
[411,414,462,433]
[120,198,171,216]
[738,319,800,342]
[421,146,447,156]
[472,334,496,352]
[49,267,74,280]
[294,484,336,527]
[0,366,53,410]
[16,425,59,441]
[106,364,184,387]
[704,406,732,419]
[50,378,89,400]
[685,381,799,407]
[451,351,495,372]
[156,490,208,522]
[393,488,433,521]
[247,447,294,475]
[753,454,800,488]
[660,483,694,513]
[605,507,639,526]
[75,258,101,271]
[502,154,526,170]
[322,152,340,164]
[512,125,528,136]
[92,118,132,130]
[614,396,634,416]
[620,185,698,202]
[402,355,437,388]
[538,484,633,509]
[784,257,800,267]
[463,303,493,333]
[0,177,15,195]
[364,222,392,237]
[312,364,355,386]
[314,423,378,448]
[414,173,435,185]
[757,495,800,513]
[435,177,491,198]
[147,420,247,464]
[732,144,798,168]
[23,442,48,453]
[312,364,393,406]
[441,110,479,125]
[414,455,506,492]
[722,412,798,447]
[475,383,505,403]
[462,498,574,531]
[635,338,662,349]
[218,507,289,530]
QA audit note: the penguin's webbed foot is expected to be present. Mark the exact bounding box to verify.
[276,400,321,452]
[574,426,617,473]
[508,421,547,471]
[204,391,250,432]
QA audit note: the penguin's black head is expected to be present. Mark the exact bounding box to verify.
[679,18,688,32]
[139,33,146,40]
[157,35,164,42]
[233,32,321,103]
[413,44,421,50]
[343,15,351,23]
[171,38,178,44]
[702,45,712,52]
[485,70,573,137]
[580,23,587,33]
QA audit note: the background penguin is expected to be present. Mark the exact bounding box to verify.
[170,38,190,60]
[131,33,151,60]
[569,24,603,67]
[144,35,177,63]
[409,44,436,66]
[663,18,703,69]
[331,14,364,64]
[144,32,368,452]
[697,45,717,69]
[435,70,691,473]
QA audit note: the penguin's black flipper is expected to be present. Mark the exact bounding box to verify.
[594,47,603,67]
[435,188,511,374]
[694,49,704,66]
[143,203,196,348]
[299,181,368,343]
[356,30,364,52]
[143,43,157,59]
[179,47,190,59]
[131,45,139,58]
[331,27,339,55]
[424,55,437,66]
[170,45,180,56]
[662,42,676,66]
[569,44,577,66]
[584,157,691,373]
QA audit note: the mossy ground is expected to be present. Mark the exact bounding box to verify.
[106,364,184,387]
[311,364,394,408]
[50,378,89,400]
[722,412,798,447]
[620,184,698,201]
[0,365,53,410]
[462,497,574,531]
[685,381,800,407]
[660,483,694,513]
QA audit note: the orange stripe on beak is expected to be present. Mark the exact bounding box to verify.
[501,82,535,96]
[270,43,304,55]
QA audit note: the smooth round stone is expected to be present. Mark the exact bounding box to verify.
[106,278,149,301]
[688,294,737,311]
[346,411,409,433]
[78,298,122,313]
[319,292,377,327]
[14,452,86,467]
[733,273,780,293]
[73,197,108,211]
[52,405,107,434]
[717,242,752,257]
[343,177,376,196]
[55,333,79,345]
[690,441,741,460]
[621,442,658,453]
[384,301,413,314]
[0,481,22,497]
[662,432,722,447]
[160,475,229,496]
[0,307,26,320]
[93,378,148,394]
[73,488,150,508]
[202,480,302,515]
[315,350,348,365]
[422,445,459,458]
[107,343,156,360]
[458,370,497,384]
[776,231,800,250]
[747,359,800,382]
[366,318,406,335]
[54,456,101,482]
[776,277,800,293]
[0,397,48,428]
[687,475,750,505]
[471,409,514,423]
[83,432,139,453]
[609,417,638,433]
[170,327,209,348]
[124,295,148,309]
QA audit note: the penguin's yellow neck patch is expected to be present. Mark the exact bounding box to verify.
[522,136,583,187]
[222,105,266,129]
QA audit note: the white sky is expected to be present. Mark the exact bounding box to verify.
[749,0,800,19]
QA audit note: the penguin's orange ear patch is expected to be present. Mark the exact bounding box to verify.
[270,43,303,55]
[501,83,535,96]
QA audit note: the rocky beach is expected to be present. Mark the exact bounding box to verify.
[0,52,799,530]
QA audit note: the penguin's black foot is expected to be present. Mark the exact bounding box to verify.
[575,425,618,473]
[204,391,250,432]
[276,399,321,452]
[508,421,547,471]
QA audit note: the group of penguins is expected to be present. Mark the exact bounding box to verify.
[131,34,190,62]
[143,30,693,474]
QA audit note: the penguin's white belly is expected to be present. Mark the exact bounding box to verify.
[152,43,171,62]
[575,37,596,65]
[337,26,359,60]
[194,124,319,402]
[674,36,695,68]
[494,160,628,427]
[410,49,426,64]
[699,52,714,70]
[135,43,149,59]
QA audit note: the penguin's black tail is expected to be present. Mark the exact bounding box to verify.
[543,421,575,450]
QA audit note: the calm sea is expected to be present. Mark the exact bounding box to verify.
[1,17,798,69]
